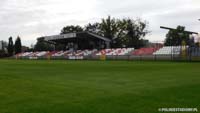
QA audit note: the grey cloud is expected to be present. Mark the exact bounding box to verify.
[0,0,199,46]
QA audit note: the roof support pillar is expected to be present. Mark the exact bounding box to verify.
[106,42,110,49]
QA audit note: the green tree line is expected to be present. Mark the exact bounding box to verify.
[35,16,150,51]
[61,16,149,48]
[7,36,22,56]
[164,26,196,46]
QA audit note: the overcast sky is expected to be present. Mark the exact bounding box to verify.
[0,0,200,46]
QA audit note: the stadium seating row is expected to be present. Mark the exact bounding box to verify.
[17,48,135,57]
[153,46,181,55]
[16,46,185,58]
[96,48,134,56]
[18,51,48,57]
[51,50,97,57]
[132,47,159,55]
[17,50,98,57]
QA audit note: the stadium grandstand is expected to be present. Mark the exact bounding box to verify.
[15,45,200,61]
[39,32,111,50]
[15,30,200,61]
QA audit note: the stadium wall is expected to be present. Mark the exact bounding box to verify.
[13,54,190,61]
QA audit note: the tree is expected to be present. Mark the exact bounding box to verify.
[125,18,149,48]
[61,16,149,48]
[111,19,128,48]
[112,18,149,48]
[14,36,22,54]
[164,26,191,46]
[100,16,118,41]
[85,23,101,34]
[7,37,14,56]
[34,38,54,51]
[61,25,83,34]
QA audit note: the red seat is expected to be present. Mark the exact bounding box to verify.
[133,48,159,55]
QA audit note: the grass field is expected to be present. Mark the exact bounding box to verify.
[0,60,199,113]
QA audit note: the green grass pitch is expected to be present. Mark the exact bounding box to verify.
[0,60,199,113]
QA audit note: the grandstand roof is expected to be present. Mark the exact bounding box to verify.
[38,32,111,42]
